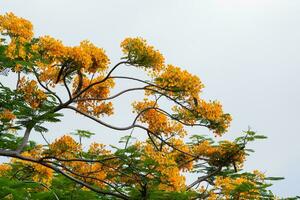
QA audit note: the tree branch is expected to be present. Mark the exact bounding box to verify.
[65,106,198,159]
[63,72,72,100]
[16,126,33,153]
[71,61,128,100]
[0,151,129,200]
[186,166,222,191]
[33,68,63,104]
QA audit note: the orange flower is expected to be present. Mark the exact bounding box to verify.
[18,77,47,109]
[49,135,82,159]
[143,143,186,191]
[14,145,54,186]
[153,64,204,100]
[133,99,186,137]
[0,109,16,121]
[0,12,33,42]
[121,37,165,74]
[73,75,114,117]
[0,12,33,60]
[0,164,12,176]
[35,35,66,61]
[214,176,260,199]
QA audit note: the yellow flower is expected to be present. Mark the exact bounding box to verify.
[18,77,47,109]
[13,145,54,186]
[214,176,260,199]
[78,40,110,73]
[65,40,110,74]
[36,35,66,61]
[0,12,33,41]
[88,142,111,155]
[253,169,266,180]
[49,135,82,159]
[0,12,33,60]
[34,38,110,86]
[35,61,60,86]
[73,75,115,117]
[133,99,186,137]
[0,164,12,176]
[143,143,186,191]
[173,100,232,136]
[0,109,16,121]
[121,37,165,74]
[154,64,204,100]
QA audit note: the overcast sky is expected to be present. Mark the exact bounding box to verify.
[1,0,300,197]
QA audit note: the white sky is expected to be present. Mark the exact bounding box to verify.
[1,0,300,197]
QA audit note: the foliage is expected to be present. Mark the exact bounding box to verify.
[0,12,298,199]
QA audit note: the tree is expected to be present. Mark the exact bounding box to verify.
[0,12,296,200]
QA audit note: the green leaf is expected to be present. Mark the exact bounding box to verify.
[253,135,268,139]
[265,176,284,181]
[71,129,95,138]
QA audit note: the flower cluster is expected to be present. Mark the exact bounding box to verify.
[192,140,245,168]
[173,100,232,136]
[71,40,110,73]
[73,75,115,117]
[143,143,186,191]
[0,12,33,42]
[121,37,165,74]
[34,35,66,62]
[48,136,113,188]
[197,100,224,121]
[154,64,204,100]
[18,77,47,108]
[0,12,33,60]
[198,170,268,199]
[0,164,12,176]
[14,145,54,186]
[132,99,186,137]
[34,37,110,85]
[168,138,194,171]
[197,100,232,135]
[213,175,262,199]
[48,135,82,159]
[5,38,27,59]
[35,61,60,86]
[88,142,111,156]
[0,109,16,121]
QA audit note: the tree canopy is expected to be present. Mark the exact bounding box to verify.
[0,12,297,200]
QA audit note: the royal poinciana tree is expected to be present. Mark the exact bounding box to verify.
[0,13,293,200]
